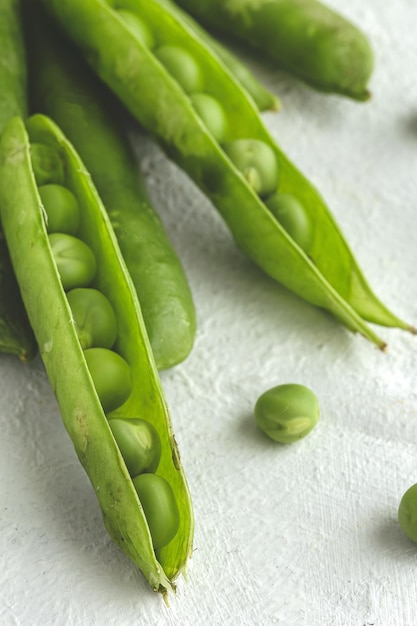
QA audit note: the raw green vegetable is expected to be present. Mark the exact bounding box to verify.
[38,184,80,234]
[41,0,413,346]
[27,6,196,369]
[175,0,374,101]
[265,192,312,251]
[255,383,320,443]
[0,0,36,360]
[67,288,118,349]
[398,483,417,544]
[0,114,193,595]
[109,417,162,476]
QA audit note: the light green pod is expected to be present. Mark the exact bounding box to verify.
[40,0,414,346]
[255,383,320,443]
[398,483,417,544]
[0,114,193,596]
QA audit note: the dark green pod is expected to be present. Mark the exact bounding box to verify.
[0,0,36,360]
[40,0,412,346]
[0,114,193,595]
[175,0,374,101]
[27,8,196,370]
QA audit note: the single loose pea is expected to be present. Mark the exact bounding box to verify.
[265,192,312,251]
[38,184,80,235]
[223,139,279,197]
[189,92,228,143]
[398,483,417,543]
[117,9,154,48]
[30,142,65,186]
[109,418,161,477]
[67,288,117,349]
[48,233,96,290]
[84,347,132,414]
[132,473,180,549]
[255,383,320,444]
[154,45,204,93]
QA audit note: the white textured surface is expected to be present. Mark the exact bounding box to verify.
[2,1,417,624]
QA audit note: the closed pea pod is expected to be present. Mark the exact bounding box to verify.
[175,0,374,101]
[27,8,196,370]
[0,114,193,595]
[40,0,414,346]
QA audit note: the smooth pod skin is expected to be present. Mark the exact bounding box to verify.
[40,0,413,344]
[39,184,80,234]
[133,473,180,550]
[109,417,162,476]
[154,45,204,93]
[48,233,97,291]
[265,192,312,251]
[398,483,417,544]
[223,139,280,197]
[255,383,320,443]
[189,93,228,144]
[30,143,65,186]
[176,0,374,101]
[84,347,132,413]
[28,8,196,369]
[67,288,117,349]
[116,9,154,47]
[0,115,193,593]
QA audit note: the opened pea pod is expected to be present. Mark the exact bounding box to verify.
[0,0,36,360]
[41,0,414,346]
[26,6,196,370]
[0,114,193,595]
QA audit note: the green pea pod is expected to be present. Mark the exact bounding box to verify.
[174,0,374,101]
[40,0,413,345]
[157,0,280,112]
[0,114,193,595]
[26,7,196,370]
[0,0,36,360]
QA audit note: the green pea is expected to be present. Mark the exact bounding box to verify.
[38,184,80,235]
[30,142,65,185]
[189,92,228,143]
[109,418,161,476]
[265,192,312,251]
[255,383,320,444]
[67,288,117,349]
[132,473,180,549]
[398,483,417,543]
[48,233,96,290]
[117,9,154,48]
[84,347,132,413]
[223,139,279,197]
[154,45,204,93]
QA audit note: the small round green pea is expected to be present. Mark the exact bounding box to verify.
[109,418,161,477]
[67,288,117,349]
[84,347,132,414]
[30,143,65,186]
[117,9,154,48]
[48,233,96,291]
[255,383,320,444]
[132,473,180,549]
[154,45,204,93]
[38,184,80,235]
[265,192,312,251]
[398,483,417,543]
[189,92,228,143]
[223,139,279,198]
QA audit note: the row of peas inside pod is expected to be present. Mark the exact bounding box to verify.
[31,140,180,553]
[116,9,311,252]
